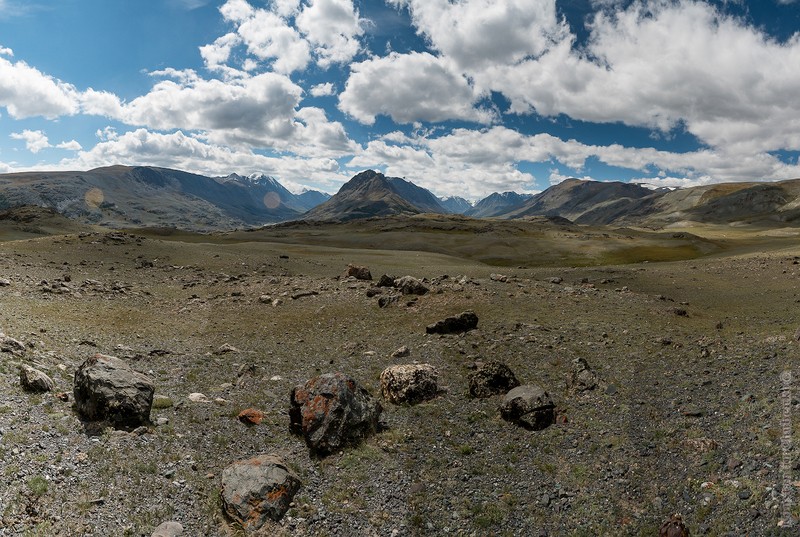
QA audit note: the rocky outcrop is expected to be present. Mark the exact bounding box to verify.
[380,364,439,405]
[73,353,154,428]
[468,360,519,398]
[289,372,382,455]
[19,365,55,393]
[500,384,556,431]
[426,311,479,334]
[221,454,301,532]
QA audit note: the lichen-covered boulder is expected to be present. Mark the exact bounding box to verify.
[221,454,301,532]
[380,363,439,405]
[289,372,382,455]
[73,353,154,428]
[500,384,555,431]
[426,311,478,334]
[468,360,519,398]
[19,365,55,393]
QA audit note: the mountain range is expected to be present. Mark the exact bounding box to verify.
[1,165,799,230]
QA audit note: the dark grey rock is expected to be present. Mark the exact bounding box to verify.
[426,310,478,334]
[289,372,382,455]
[500,384,555,431]
[221,454,301,532]
[73,353,154,428]
[377,274,396,287]
[468,360,519,398]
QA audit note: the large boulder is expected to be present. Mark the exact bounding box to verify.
[468,360,519,398]
[221,454,301,532]
[73,353,154,428]
[394,276,429,295]
[1,334,26,356]
[380,364,439,405]
[289,372,382,455]
[426,311,478,334]
[19,365,55,393]
[500,384,556,431]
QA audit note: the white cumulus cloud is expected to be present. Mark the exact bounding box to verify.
[0,55,79,119]
[10,129,50,153]
[339,52,495,125]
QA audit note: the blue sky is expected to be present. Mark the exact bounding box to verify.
[2,0,800,199]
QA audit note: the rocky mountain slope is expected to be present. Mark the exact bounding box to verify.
[501,178,800,227]
[0,166,329,231]
[466,191,533,218]
[438,196,472,215]
[303,170,447,221]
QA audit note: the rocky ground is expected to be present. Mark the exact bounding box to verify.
[1,229,800,536]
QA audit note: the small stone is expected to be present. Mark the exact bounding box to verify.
[0,278,10,286]
[391,345,411,359]
[151,521,183,537]
[214,343,240,355]
[659,513,689,537]
[739,489,752,500]
[394,276,429,295]
[188,393,211,403]
[237,408,265,425]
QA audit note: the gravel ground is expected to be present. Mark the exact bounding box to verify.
[1,231,800,536]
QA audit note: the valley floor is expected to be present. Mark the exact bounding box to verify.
[1,228,799,536]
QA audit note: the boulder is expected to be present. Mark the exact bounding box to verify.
[0,278,10,286]
[659,513,689,537]
[73,353,154,428]
[289,372,382,455]
[19,365,55,393]
[221,454,301,532]
[343,264,372,281]
[1,334,26,356]
[468,360,519,398]
[380,364,439,405]
[151,521,183,537]
[426,311,479,334]
[394,276,429,295]
[500,384,556,431]
[567,357,598,393]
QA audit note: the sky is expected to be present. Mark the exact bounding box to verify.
[2,0,800,200]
